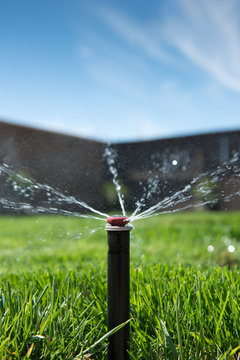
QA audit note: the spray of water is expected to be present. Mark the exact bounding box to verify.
[102,144,240,222]
[0,164,109,221]
[131,177,160,219]
[104,144,127,216]
[130,150,190,218]
[0,144,239,225]
[130,153,240,221]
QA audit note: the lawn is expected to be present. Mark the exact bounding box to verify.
[0,212,239,359]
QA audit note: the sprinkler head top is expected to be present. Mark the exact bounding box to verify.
[107,215,130,227]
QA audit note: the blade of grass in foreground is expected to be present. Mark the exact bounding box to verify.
[74,319,131,359]
[159,318,178,360]
[175,295,183,360]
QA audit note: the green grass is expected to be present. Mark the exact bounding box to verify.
[0,212,240,359]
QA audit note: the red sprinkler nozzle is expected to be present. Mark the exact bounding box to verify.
[107,215,130,227]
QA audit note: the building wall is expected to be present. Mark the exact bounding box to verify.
[0,121,107,213]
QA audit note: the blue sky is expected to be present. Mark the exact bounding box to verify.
[0,0,240,142]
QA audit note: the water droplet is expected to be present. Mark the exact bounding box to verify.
[228,245,235,253]
[207,245,214,252]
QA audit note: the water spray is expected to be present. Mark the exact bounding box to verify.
[105,215,132,360]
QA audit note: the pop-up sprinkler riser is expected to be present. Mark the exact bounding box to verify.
[106,216,132,360]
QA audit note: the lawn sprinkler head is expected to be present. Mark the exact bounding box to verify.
[107,215,130,227]
[105,215,132,360]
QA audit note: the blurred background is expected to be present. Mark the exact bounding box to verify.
[0,0,240,142]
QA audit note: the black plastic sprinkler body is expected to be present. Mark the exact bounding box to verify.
[106,216,132,360]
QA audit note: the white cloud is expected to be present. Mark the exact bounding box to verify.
[164,0,240,92]
[95,5,170,62]
[96,0,240,93]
